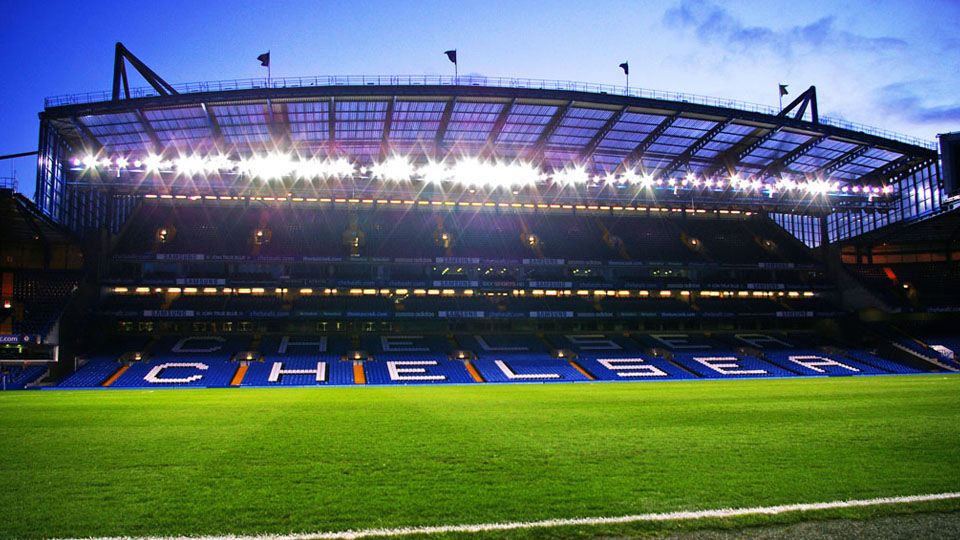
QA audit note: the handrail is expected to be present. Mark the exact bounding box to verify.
[44,74,937,150]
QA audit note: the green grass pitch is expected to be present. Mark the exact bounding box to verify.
[1,375,959,539]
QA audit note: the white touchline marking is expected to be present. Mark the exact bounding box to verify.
[62,492,960,540]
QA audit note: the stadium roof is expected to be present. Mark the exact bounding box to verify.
[0,189,76,246]
[41,75,937,188]
[844,204,960,247]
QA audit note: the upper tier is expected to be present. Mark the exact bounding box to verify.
[114,202,817,266]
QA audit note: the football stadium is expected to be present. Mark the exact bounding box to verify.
[2,39,960,539]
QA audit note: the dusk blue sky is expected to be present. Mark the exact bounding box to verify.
[2,0,958,199]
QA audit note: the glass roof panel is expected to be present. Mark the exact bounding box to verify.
[495,103,558,144]
[443,102,503,143]
[288,101,329,141]
[591,153,624,171]
[335,100,388,140]
[80,112,140,127]
[389,101,445,141]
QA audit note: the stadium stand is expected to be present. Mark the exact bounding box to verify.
[0,364,48,390]
[671,351,796,378]
[2,67,954,390]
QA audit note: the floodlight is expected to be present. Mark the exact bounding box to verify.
[240,153,294,180]
[143,154,164,171]
[371,156,416,181]
[174,155,206,175]
[552,165,589,186]
[419,161,451,184]
[326,157,356,178]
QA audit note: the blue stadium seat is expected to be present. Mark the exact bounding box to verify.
[360,334,451,354]
[0,365,47,390]
[241,356,354,386]
[545,333,642,353]
[258,335,352,356]
[363,357,474,385]
[671,351,795,378]
[109,360,238,388]
[575,353,696,381]
[632,333,725,351]
[471,354,590,383]
[842,350,923,374]
[56,358,121,388]
[456,334,551,356]
[762,349,887,376]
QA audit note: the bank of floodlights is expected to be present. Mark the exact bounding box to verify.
[71,152,895,196]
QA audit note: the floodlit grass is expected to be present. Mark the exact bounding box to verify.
[0,375,958,539]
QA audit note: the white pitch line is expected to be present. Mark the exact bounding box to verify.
[63,492,960,540]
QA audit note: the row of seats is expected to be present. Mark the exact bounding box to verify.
[848,262,960,311]
[116,204,814,265]
[76,332,871,356]
[44,331,947,389]
[99,294,835,316]
[52,348,930,389]
[0,365,47,390]
[3,272,80,335]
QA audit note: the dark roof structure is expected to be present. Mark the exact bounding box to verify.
[41,75,936,186]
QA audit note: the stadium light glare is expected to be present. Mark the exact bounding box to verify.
[419,161,450,184]
[143,154,165,171]
[240,153,294,180]
[206,154,233,171]
[617,170,638,185]
[552,165,589,186]
[71,151,884,199]
[174,155,207,175]
[371,156,416,181]
[450,157,490,187]
[328,157,357,178]
[495,160,541,187]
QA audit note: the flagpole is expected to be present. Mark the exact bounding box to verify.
[268,50,271,87]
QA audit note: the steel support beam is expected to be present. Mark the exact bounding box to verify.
[200,102,224,150]
[579,105,628,161]
[328,97,337,154]
[481,98,516,157]
[615,113,680,174]
[133,109,163,154]
[856,155,917,186]
[112,42,178,101]
[657,118,733,179]
[815,144,870,179]
[379,98,396,161]
[69,118,103,153]
[702,126,777,178]
[433,97,457,159]
[758,134,828,179]
[778,86,818,124]
[530,101,572,163]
